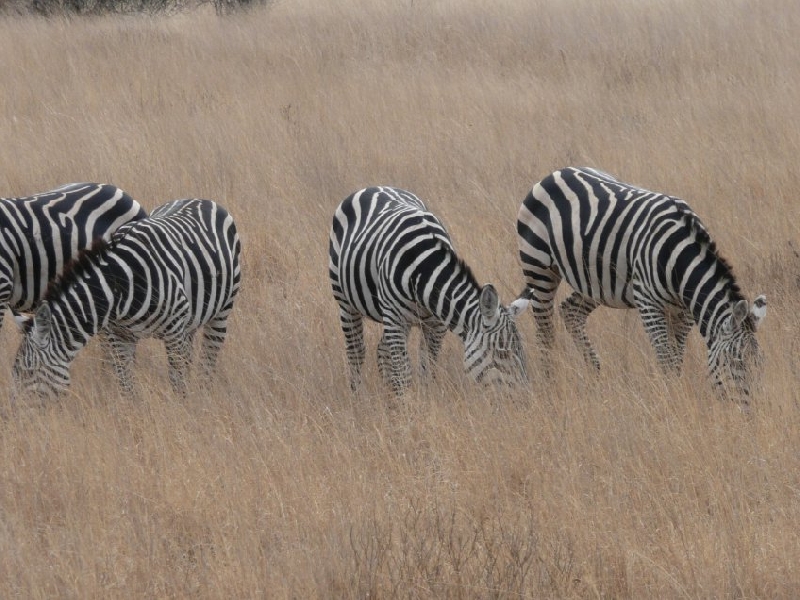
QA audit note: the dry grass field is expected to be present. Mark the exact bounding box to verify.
[0,0,799,596]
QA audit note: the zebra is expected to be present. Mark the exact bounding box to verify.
[0,182,147,333]
[517,166,766,397]
[329,186,529,394]
[12,198,241,399]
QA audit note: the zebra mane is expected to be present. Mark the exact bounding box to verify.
[44,237,111,302]
[455,253,480,290]
[674,200,744,301]
[434,239,480,290]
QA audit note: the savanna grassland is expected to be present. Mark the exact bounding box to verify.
[0,0,799,597]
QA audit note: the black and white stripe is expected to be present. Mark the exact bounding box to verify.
[12,198,241,398]
[517,167,766,396]
[0,182,146,326]
[329,186,529,394]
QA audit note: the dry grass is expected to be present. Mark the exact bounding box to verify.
[0,0,799,596]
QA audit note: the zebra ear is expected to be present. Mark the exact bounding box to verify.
[14,313,34,333]
[479,284,500,325]
[724,299,749,334]
[32,302,53,346]
[751,294,767,329]
[507,296,530,320]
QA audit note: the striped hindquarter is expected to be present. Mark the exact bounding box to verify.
[0,183,146,320]
[329,186,529,394]
[517,166,766,398]
[12,198,241,399]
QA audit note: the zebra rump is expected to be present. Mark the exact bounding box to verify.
[0,182,146,324]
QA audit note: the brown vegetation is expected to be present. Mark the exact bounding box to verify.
[0,0,798,596]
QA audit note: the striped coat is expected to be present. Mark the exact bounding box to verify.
[13,198,240,398]
[330,186,528,394]
[517,167,766,396]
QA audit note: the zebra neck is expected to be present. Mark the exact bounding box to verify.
[413,251,483,339]
[448,296,483,342]
[48,266,117,353]
[668,219,743,344]
[687,278,742,342]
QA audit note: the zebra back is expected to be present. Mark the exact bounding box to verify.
[0,182,146,313]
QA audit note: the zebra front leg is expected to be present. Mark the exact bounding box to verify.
[637,302,682,375]
[560,292,601,370]
[419,317,447,381]
[339,306,366,392]
[379,320,412,395]
[666,307,694,374]
[99,330,138,397]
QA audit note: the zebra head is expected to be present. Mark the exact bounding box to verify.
[709,294,767,399]
[465,284,529,386]
[12,303,71,400]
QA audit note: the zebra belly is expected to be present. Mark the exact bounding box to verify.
[564,274,636,308]
[340,283,423,325]
[539,231,635,310]
[337,263,426,326]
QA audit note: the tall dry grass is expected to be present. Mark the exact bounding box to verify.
[0,0,799,596]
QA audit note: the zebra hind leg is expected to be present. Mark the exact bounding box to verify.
[560,292,601,370]
[522,268,561,379]
[339,306,366,392]
[378,319,412,395]
[199,315,230,385]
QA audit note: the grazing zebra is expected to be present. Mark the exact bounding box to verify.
[0,182,146,331]
[12,198,241,398]
[517,166,766,396]
[329,186,529,394]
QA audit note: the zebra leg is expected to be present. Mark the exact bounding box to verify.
[376,336,391,384]
[666,307,694,374]
[524,268,561,378]
[164,333,194,396]
[560,292,601,370]
[99,330,138,397]
[378,319,412,394]
[338,306,366,392]
[199,315,229,383]
[636,301,681,375]
[419,316,447,381]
